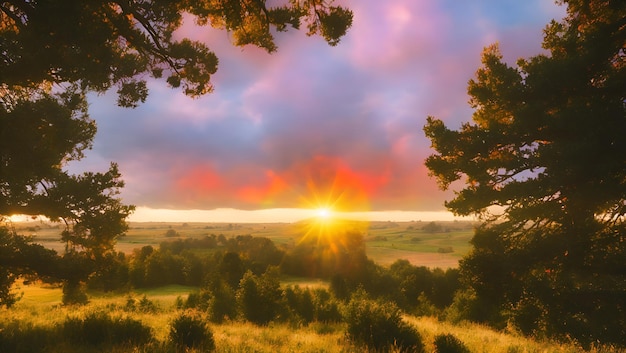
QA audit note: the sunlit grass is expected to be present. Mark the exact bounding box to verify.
[3,283,620,353]
[407,316,623,353]
[214,321,349,353]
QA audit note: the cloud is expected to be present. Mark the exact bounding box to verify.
[68,0,566,214]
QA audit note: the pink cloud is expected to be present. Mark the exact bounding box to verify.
[70,0,565,216]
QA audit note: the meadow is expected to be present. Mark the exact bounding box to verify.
[4,220,623,352]
[3,280,620,353]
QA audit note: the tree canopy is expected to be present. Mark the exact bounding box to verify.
[1,0,353,106]
[424,0,625,346]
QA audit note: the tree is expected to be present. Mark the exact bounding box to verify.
[0,226,60,306]
[0,87,132,305]
[236,267,283,324]
[421,221,443,233]
[1,0,353,107]
[423,0,625,346]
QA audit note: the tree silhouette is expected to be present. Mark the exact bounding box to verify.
[1,0,353,106]
[424,0,625,346]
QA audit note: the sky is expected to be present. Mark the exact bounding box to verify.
[67,0,566,223]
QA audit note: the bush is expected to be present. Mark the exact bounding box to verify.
[124,294,160,313]
[184,290,212,311]
[0,321,53,353]
[284,286,315,323]
[169,312,215,351]
[344,292,424,352]
[63,311,153,347]
[312,288,343,323]
[164,228,179,237]
[433,334,470,353]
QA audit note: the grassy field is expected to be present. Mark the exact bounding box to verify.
[4,220,624,352]
[13,219,476,268]
[2,282,621,353]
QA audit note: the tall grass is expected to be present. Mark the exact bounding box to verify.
[2,283,623,353]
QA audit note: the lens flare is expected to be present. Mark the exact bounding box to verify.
[316,207,331,219]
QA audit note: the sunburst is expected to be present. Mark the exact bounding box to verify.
[316,207,332,220]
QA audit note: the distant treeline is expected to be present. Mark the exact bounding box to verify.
[87,232,460,316]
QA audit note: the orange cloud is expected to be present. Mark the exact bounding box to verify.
[234,155,391,212]
[175,165,223,195]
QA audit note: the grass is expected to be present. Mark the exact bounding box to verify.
[6,221,624,352]
[2,282,622,353]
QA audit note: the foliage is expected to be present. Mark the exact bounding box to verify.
[219,251,246,288]
[126,235,283,289]
[433,334,470,353]
[236,267,284,325]
[0,89,133,303]
[282,229,368,279]
[389,259,461,312]
[0,0,352,106]
[0,321,54,353]
[0,226,60,307]
[164,228,179,238]
[423,0,626,346]
[87,251,130,292]
[61,279,89,306]
[206,278,237,323]
[124,294,160,314]
[310,288,343,323]
[422,221,444,233]
[5,281,626,353]
[343,290,425,353]
[62,311,153,347]
[169,311,215,351]
[284,285,316,323]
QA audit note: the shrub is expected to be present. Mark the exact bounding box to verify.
[344,292,424,352]
[284,286,315,323]
[125,294,160,313]
[169,312,215,351]
[444,289,503,326]
[184,290,212,311]
[63,311,153,347]
[433,334,470,353]
[312,288,343,323]
[0,321,53,353]
[164,228,179,237]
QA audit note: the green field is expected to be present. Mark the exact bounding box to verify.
[15,219,476,268]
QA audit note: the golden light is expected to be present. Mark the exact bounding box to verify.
[316,207,332,220]
[285,158,374,277]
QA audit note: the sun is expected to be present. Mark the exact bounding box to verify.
[316,207,332,220]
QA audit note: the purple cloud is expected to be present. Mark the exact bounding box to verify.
[67,1,565,214]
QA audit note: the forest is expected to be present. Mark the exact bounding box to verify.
[1,0,625,352]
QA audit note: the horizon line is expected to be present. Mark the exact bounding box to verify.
[126,207,473,223]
